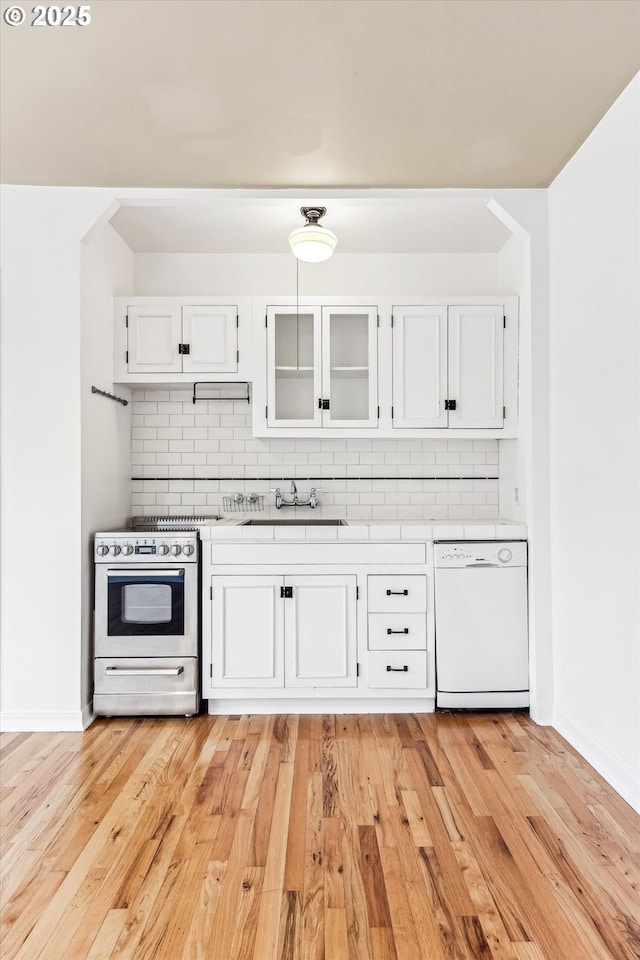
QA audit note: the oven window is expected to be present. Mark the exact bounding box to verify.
[107,573,185,636]
[122,583,172,623]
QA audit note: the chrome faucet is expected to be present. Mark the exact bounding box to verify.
[270,481,320,509]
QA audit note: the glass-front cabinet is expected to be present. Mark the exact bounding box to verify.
[267,305,378,428]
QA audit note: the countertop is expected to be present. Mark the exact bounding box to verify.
[199,517,527,541]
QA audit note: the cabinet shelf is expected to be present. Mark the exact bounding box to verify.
[275,365,314,371]
[330,365,369,371]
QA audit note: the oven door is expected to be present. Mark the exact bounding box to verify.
[95,564,197,657]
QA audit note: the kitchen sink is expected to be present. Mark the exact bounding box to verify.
[243,518,346,526]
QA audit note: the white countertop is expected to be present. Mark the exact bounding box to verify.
[199,517,527,541]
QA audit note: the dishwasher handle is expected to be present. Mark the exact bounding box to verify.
[464,562,499,568]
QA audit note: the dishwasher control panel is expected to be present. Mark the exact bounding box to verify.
[434,541,527,568]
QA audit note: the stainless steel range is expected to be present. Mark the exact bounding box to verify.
[93,519,202,717]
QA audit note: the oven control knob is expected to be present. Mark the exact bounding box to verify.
[96,544,109,556]
[157,544,170,556]
[497,547,513,564]
[121,544,134,556]
[109,544,121,556]
[170,544,182,556]
[182,543,195,556]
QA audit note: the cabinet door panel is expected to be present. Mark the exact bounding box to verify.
[392,306,447,428]
[322,307,378,428]
[285,576,357,687]
[267,307,322,427]
[211,576,284,687]
[182,305,238,373]
[127,306,182,373]
[448,306,504,428]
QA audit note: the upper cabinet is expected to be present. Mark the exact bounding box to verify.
[253,296,518,438]
[266,305,378,429]
[392,304,504,429]
[113,298,249,383]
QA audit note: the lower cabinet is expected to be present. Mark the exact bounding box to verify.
[201,537,435,710]
[210,574,357,689]
[366,573,429,690]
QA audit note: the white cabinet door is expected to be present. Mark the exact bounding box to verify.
[391,306,447,428]
[127,305,182,373]
[210,576,284,687]
[267,306,323,428]
[284,576,357,687]
[266,305,377,429]
[182,305,238,374]
[322,307,378,428]
[447,306,504,428]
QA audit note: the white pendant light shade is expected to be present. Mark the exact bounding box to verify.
[288,207,337,262]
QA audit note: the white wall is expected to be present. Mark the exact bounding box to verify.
[0,187,120,730]
[133,252,499,297]
[81,223,135,710]
[548,75,640,811]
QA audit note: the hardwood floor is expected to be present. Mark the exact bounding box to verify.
[1,712,639,959]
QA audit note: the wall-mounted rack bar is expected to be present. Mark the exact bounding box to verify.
[193,382,250,404]
[92,385,128,406]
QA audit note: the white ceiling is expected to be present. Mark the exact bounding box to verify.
[1,0,638,190]
[110,197,513,254]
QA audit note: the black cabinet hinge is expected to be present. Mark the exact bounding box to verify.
[178,343,190,355]
[445,399,457,411]
[281,585,293,599]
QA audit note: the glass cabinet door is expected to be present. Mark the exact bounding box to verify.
[321,307,378,427]
[267,307,322,427]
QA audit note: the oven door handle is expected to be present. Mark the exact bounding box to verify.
[105,666,185,676]
[106,569,185,577]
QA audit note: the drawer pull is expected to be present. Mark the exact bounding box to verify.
[105,666,185,676]
[386,664,409,672]
[386,589,408,596]
[387,627,409,635]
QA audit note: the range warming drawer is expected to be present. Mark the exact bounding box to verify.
[93,657,198,716]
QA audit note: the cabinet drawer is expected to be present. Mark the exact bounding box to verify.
[368,613,426,651]
[367,575,427,612]
[94,657,197,694]
[367,651,427,689]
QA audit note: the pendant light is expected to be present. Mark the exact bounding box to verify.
[288,206,337,262]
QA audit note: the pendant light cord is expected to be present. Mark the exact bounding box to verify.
[296,256,300,370]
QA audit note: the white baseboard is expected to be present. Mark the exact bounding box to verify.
[0,709,89,732]
[553,705,640,814]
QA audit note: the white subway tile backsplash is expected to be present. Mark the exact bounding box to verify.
[130,391,501,519]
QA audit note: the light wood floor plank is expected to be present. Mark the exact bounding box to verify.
[1,712,639,960]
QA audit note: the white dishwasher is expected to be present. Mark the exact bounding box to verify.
[434,541,529,709]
